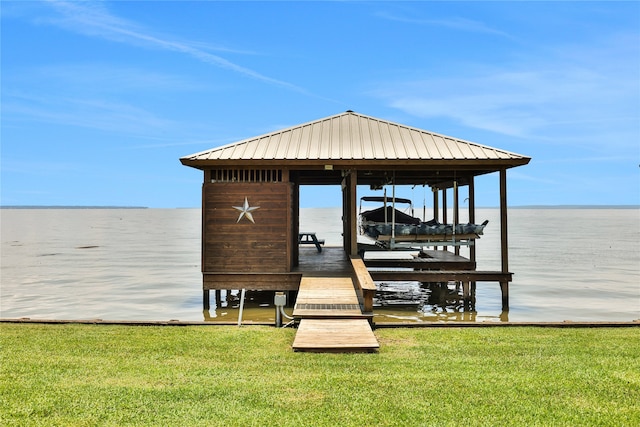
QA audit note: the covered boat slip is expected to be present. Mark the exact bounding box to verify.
[181,111,530,351]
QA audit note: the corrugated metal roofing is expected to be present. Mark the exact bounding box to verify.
[181,111,529,164]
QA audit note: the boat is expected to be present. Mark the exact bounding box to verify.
[357,196,488,252]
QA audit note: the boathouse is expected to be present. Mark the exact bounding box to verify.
[180,111,529,349]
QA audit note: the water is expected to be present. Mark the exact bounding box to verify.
[1,208,639,323]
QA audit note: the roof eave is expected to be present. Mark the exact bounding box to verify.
[180,157,531,170]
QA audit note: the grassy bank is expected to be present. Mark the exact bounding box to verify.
[1,324,638,426]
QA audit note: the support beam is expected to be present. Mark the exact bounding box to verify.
[453,181,460,256]
[203,289,210,311]
[201,174,208,311]
[500,282,509,312]
[442,188,448,252]
[432,188,439,223]
[442,188,448,224]
[348,171,358,256]
[468,177,476,264]
[499,168,509,311]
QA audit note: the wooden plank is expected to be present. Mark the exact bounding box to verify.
[349,255,376,313]
[203,272,301,291]
[364,258,474,270]
[292,319,379,353]
[369,270,513,282]
[294,247,352,277]
[363,249,475,270]
[293,277,364,317]
[291,260,379,352]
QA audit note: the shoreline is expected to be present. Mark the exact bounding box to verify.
[2,317,639,328]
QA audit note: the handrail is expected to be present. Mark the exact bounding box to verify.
[349,255,376,313]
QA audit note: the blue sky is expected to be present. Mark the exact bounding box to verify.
[2,1,639,208]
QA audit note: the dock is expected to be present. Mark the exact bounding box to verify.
[293,318,378,353]
[290,246,513,352]
[292,251,379,352]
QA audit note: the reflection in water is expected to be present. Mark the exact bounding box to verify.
[202,290,287,323]
[376,281,489,323]
[374,280,511,322]
[198,284,507,324]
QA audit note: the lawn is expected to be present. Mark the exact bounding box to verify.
[1,324,638,426]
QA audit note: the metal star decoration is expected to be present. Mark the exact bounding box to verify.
[232,197,260,223]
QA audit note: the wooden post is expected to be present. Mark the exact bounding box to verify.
[203,289,210,310]
[341,170,358,256]
[201,171,209,311]
[462,281,470,306]
[432,187,439,222]
[432,188,439,250]
[469,177,477,292]
[453,181,460,256]
[442,188,448,224]
[442,188,448,252]
[499,168,509,311]
[349,171,358,256]
[500,282,509,312]
[342,177,348,252]
[468,177,476,264]
[292,181,300,267]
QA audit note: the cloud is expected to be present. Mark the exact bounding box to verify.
[507,170,557,185]
[30,64,206,93]
[119,137,238,151]
[376,11,513,38]
[41,0,309,94]
[4,92,176,135]
[371,34,640,146]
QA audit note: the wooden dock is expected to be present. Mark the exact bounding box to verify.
[289,245,513,351]
[293,277,364,318]
[292,275,379,353]
[293,318,379,353]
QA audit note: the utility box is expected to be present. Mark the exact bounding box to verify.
[274,292,287,307]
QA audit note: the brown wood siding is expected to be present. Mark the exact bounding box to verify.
[203,273,301,291]
[203,182,292,273]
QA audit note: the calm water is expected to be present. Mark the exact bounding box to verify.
[1,208,639,323]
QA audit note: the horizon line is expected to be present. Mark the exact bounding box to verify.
[1,204,638,210]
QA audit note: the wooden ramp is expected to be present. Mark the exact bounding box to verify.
[292,276,379,353]
[293,277,363,318]
[293,319,379,353]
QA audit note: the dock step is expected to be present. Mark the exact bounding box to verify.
[292,275,379,352]
[293,277,365,318]
[292,318,379,353]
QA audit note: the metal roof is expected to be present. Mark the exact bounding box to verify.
[180,111,530,169]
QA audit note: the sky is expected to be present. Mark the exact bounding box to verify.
[1,1,639,208]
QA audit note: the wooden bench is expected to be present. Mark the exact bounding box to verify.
[349,255,377,313]
[298,232,325,252]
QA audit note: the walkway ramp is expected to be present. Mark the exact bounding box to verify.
[292,276,379,353]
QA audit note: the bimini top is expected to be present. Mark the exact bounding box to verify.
[181,111,528,166]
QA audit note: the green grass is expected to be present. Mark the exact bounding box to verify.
[1,324,638,426]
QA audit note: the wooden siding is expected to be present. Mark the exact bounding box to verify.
[202,182,293,273]
[203,273,301,291]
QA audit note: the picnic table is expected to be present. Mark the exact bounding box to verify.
[298,232,325,253]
